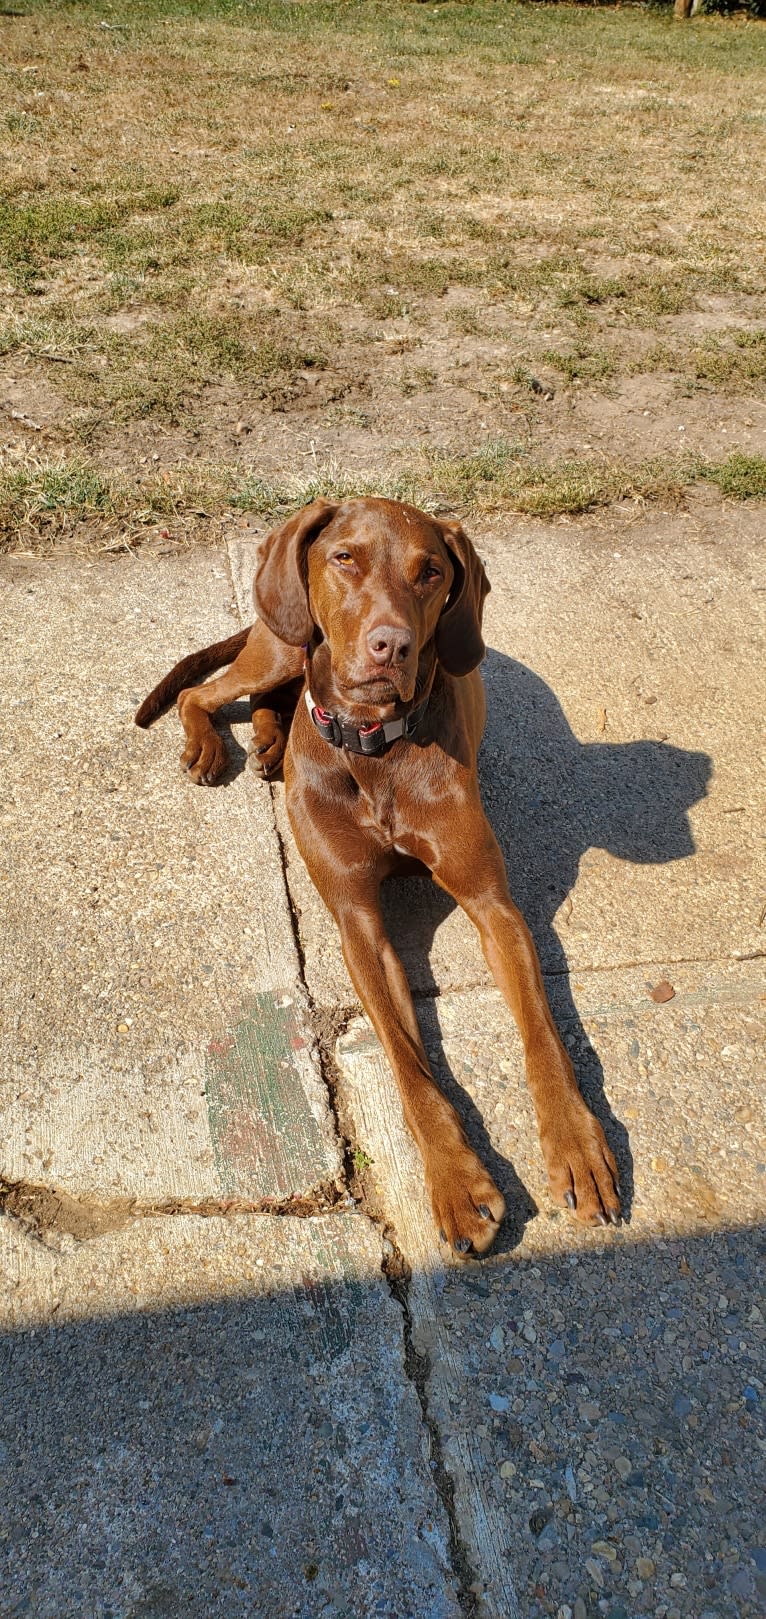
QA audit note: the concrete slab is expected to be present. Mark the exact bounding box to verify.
[0,551,341,1203]
[336,958,766,1619]
[254,509,765,1010]
[0,1211,461,1619]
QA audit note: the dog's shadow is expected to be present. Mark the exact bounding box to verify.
[219,655,711,1257]
[379,651,712,1253]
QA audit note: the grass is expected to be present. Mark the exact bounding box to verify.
[699,451,766,498]
[1,0,765,546]
[640,328,766,390]
[5,445,765,551]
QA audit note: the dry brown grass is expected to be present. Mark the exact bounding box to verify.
[1,0,765,546]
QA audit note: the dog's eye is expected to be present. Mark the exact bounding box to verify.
[423,563,442,582]
[333,551,353,566]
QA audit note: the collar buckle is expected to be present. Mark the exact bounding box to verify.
[357,722,386,756]
[310,705,343,748]
[305,685,428,756]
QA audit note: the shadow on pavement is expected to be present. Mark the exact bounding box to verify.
[0,1224,762,1619]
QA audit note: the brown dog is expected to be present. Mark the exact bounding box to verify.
[136,497,620,1255]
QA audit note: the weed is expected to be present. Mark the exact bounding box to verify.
[700,453,766,499]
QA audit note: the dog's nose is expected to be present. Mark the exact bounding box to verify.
[366,624,413,666]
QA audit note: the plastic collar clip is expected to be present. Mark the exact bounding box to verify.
[304,687,427,756]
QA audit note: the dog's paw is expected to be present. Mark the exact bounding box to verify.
[247,717,286,779]
[541,1103,621,1228]
[180,731,229,785]
[427,1146,505,1258]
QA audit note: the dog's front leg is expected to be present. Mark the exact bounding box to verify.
[292,833,505,1255]
[431,804,621,1228]
[177,624,303,785]
[338,892,507,1257]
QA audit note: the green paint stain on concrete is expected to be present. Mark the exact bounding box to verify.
[205,992,328,1198]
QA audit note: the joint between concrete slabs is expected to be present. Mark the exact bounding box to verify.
[406,949,766,999]
[261,847,487,1612]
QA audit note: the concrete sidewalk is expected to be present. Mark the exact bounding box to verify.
[1,496,764,1619]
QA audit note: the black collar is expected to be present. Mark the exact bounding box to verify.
[304,686,429,756]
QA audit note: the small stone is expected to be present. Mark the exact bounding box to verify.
[523,1324,537,1344]
[565,1463,578,1502]
[651,1156,669,1173]
[489,1393,509,1412]
[574,1602,587,1619]
[579,1402,600,1421]
[529,1506,553,1537]
[636,1557,655,1579]
[649,979,675,1003]
[499,1460,516,1479]
[592,1540,617,1562]
[670,1573,686,1589]
[585,1557,604,1587]
[614,1455,631,1480]
[116,1022,130,1034]
[490,1326,505,1353]
[673,1394,693,1418]
[557,1607,573,1619]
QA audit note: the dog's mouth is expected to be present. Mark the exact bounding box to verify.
[308,641,420,717]
[343,672,416,707]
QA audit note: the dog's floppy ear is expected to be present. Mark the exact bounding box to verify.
[254,499,338,645]
[434,517,490,676]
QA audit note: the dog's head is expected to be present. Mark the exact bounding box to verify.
[254,497,489,712]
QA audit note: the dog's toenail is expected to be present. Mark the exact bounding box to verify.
[564,1190,576,1210]
[595,1211,608,1227]
[454,1236,472,1254]
[609,1209,621,1226]
[439,1229,447,1243]
[479,1203,492,1220]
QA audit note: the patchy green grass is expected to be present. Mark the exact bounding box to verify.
[421,442,691,517]
[0,458,117,523]
[641,327,766,390]
[699,451,766,498]
[1,0,765,531]
[7,443,763,551]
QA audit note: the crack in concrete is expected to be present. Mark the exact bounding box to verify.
[406,952,766,1003]
[0,1175,349,1244]
[263,787,482,1615]
[264,781,363,1198]
[380,1234,484,1619]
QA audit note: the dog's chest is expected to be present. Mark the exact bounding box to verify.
[347,750,444,862]
[356,778,399,845]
